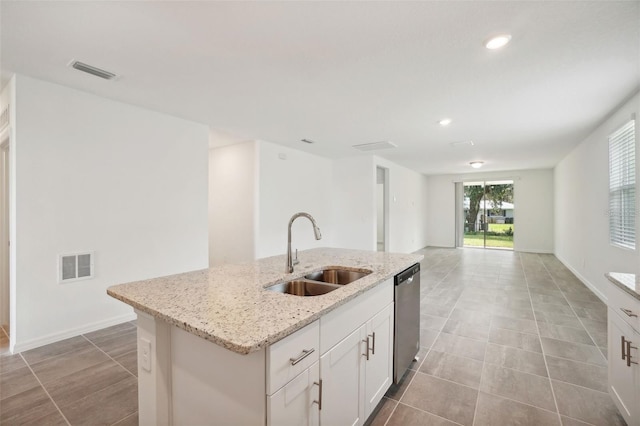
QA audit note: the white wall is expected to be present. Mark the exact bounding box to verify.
[256,141,334,258]
[426,169,555,253]
[375,156,429,253]
[332,156,376,251]
[331,155,429,254]
[11,75,209,351]
[209,141,257,265]
[555,92,640,301]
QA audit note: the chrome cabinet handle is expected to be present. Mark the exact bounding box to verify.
[313,380,323,410]
[362,337,370,361]
[370,332,376,355]
[620,308,638,318]
[290,348,314,366]
[626,340,638,367]
[622,336,627,360]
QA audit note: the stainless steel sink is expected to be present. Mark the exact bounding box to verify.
[304,268,372,285]
[266,280,340,296]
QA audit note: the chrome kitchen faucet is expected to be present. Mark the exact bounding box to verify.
[286,212,322,273]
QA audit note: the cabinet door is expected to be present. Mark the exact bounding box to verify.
[364,303,394,418]
[268,361,320,426]
[320,326,366,426]
[608,308,640,426]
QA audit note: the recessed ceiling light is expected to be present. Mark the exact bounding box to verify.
[439,118,452,126]
[485,34,512,50]
[470,161,484,169]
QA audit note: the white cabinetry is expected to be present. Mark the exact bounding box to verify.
[607,284,640,426]
[268,361,320,426]
[267,320,321,426]
[320,326,366,425]
[269,278,394,426]
[136,278,394,426]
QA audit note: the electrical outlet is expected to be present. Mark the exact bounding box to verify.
[140,338,151,372]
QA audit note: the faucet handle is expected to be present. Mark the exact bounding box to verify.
[293,249,300,266]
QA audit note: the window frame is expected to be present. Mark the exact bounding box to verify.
[608,118,637,250]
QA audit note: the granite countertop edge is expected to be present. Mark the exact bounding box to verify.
[107,247,423,355]
[605,272,640,301]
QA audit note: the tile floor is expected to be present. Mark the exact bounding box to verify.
[0,248,627,426]
[372,247,625,426]
[0,322,138,425]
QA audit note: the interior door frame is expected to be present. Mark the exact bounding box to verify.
[0,127,10,332]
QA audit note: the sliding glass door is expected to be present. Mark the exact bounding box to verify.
[462,180,514,249]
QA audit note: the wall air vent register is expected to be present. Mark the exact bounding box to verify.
[59,252,94,282]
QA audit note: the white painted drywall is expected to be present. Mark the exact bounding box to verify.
[209,141,257,265]
[332,156,377,251]
[256,141,333,259]
[331,155,429,254]
[555,91,640,301]
[375,156,429,253]
[425,169,554,253]
[12,75,209,351]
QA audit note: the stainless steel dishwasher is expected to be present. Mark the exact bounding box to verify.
[394,263,421,384]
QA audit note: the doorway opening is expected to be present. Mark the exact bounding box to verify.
[462,180,514,249]
[376,167,389,252]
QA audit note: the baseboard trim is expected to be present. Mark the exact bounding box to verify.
[514,248,554,254]
[554,254,607,303]
[12,311,136,353]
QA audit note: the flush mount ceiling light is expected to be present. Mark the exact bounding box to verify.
[485,34,512,50]
[439,118,452,126]
[470,161,484,169]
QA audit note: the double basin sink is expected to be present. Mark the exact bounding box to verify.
[267,268,372,296]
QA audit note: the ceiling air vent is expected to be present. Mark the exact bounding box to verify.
[352,141,398,152]
[70,60,117,80]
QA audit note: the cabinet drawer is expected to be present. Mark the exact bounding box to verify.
[608,284,640,333]
[267,320,320,395]
[320,279,393,354]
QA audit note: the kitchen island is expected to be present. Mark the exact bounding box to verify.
[107,247,422,426]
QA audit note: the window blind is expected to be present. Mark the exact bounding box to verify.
[609,119,636,250]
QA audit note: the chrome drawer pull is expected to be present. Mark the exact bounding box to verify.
[620,308,638,318]
[370,332,376,355]
[362,337,371,361]
[290,348,314,366]
[313,380,323,410]
[626,340,638,367]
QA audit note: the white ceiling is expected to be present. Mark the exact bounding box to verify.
[1,1,639,175]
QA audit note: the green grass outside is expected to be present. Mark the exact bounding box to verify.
[464,223,514,248]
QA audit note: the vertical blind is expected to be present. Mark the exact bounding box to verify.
[609,119,636,250]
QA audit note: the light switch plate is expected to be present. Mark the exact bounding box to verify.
[140,338,151,372]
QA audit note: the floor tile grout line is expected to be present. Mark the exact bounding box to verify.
[17,352,72,426]
[393,400,466,426]
[522,253,563,425]
[80,334,137,379]
[537,258,608,364]
[471,314,492,426]
[394,254,465,403]
[110,411,138,426]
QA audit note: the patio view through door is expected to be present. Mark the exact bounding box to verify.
[463,180,514,249]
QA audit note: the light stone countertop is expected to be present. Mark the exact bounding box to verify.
[606,272,640,301]
[107,247,423,355]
